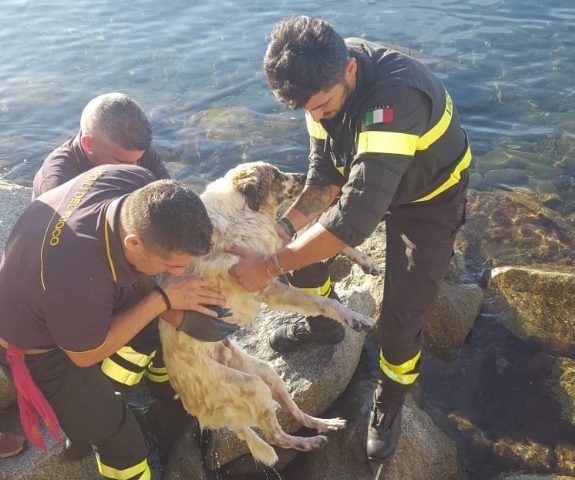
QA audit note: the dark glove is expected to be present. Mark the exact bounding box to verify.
[177,308,239,342]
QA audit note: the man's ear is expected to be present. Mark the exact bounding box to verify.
[345,56,357,79]
[80,135,93,153]
[123,233,145,254]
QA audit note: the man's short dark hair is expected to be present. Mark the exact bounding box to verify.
[121,180,213,256]
[263,16,349,109]
[80,92,152,151]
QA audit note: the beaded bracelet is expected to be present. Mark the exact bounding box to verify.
[154,285,172,310]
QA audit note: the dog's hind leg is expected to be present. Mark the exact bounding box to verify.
[261,280,375,333]
[235,427,278,466]
[197,356,331,460]
[221,339,346,433]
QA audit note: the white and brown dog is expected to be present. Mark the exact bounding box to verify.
[159,161,378,466]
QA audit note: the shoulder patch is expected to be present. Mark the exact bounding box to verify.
[364,105,394,126]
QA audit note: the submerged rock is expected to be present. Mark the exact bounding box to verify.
[464,190,575,271]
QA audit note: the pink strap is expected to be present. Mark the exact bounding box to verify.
[6,345,61,450]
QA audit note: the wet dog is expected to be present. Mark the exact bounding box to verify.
[159,161,378,465]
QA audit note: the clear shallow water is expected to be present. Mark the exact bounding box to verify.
[1,0,574,215]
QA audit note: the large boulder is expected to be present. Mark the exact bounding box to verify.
[490,266,575,350]
[424,281,484,353]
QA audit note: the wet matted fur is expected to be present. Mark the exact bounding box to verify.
[159,161,376,465]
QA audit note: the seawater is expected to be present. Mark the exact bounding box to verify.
[0,0,573,214]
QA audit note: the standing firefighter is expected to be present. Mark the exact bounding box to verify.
[0,165,226,479]
[230,16,470,462]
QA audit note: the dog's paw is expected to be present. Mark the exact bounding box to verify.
[360,260,383,276]
[317,417,347,432]
[304,435,328,451]
[344,311,376,333]
[343,247,383,276]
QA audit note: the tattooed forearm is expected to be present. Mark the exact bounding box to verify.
[297,185,333,216]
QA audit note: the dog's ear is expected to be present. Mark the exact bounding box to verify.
[240,182,261,211]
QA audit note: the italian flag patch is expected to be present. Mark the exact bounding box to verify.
[365,106,394,126]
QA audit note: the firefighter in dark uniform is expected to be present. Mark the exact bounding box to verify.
[0,165,225,479]
[32,93,174,454]
[230,16,471,462]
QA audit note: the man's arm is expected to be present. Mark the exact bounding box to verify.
[64,289,168,367]
[62,275,225,367]
[280,183,341,234]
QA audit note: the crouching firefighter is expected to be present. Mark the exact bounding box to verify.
[0,166,232,479]
[229,16,471,462]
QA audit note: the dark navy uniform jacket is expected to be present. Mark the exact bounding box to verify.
[306,38,472,247]
[0,165,156,351]
[32,132,169,200]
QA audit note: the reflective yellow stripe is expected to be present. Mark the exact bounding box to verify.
[379,350,421,385]
[145,364,170,383]
[417,90,453,151]
[145,370,170,383]
[357,131,418,156]
[97,456,151,480]
[116,346,155,367]
[101,348,155,385]
[305,112,328,140]
[101,359,146,386]
[290,277,332,297]
[336,165,345,176]
[413,145,472,202]
[147,363,167,374]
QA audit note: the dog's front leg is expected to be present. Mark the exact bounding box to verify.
[342,246,383,275]
[261,280,375,332]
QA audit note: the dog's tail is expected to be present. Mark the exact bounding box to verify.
[236,427,278,466]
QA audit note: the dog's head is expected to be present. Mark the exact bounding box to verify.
[228,161,306,213]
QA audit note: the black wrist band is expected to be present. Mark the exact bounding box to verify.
[154,285,171,310]
[277,217,296,239]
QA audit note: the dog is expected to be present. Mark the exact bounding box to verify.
[159,161,379,466]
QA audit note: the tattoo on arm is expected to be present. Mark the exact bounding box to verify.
[297,185,336,218]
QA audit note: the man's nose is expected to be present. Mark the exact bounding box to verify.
[308,109,324,122]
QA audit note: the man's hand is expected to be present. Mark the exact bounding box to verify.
[228,246,273,292]
[159,275,226,315]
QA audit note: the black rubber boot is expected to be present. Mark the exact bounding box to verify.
[366,378,410,463]
[269,290,345,353]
